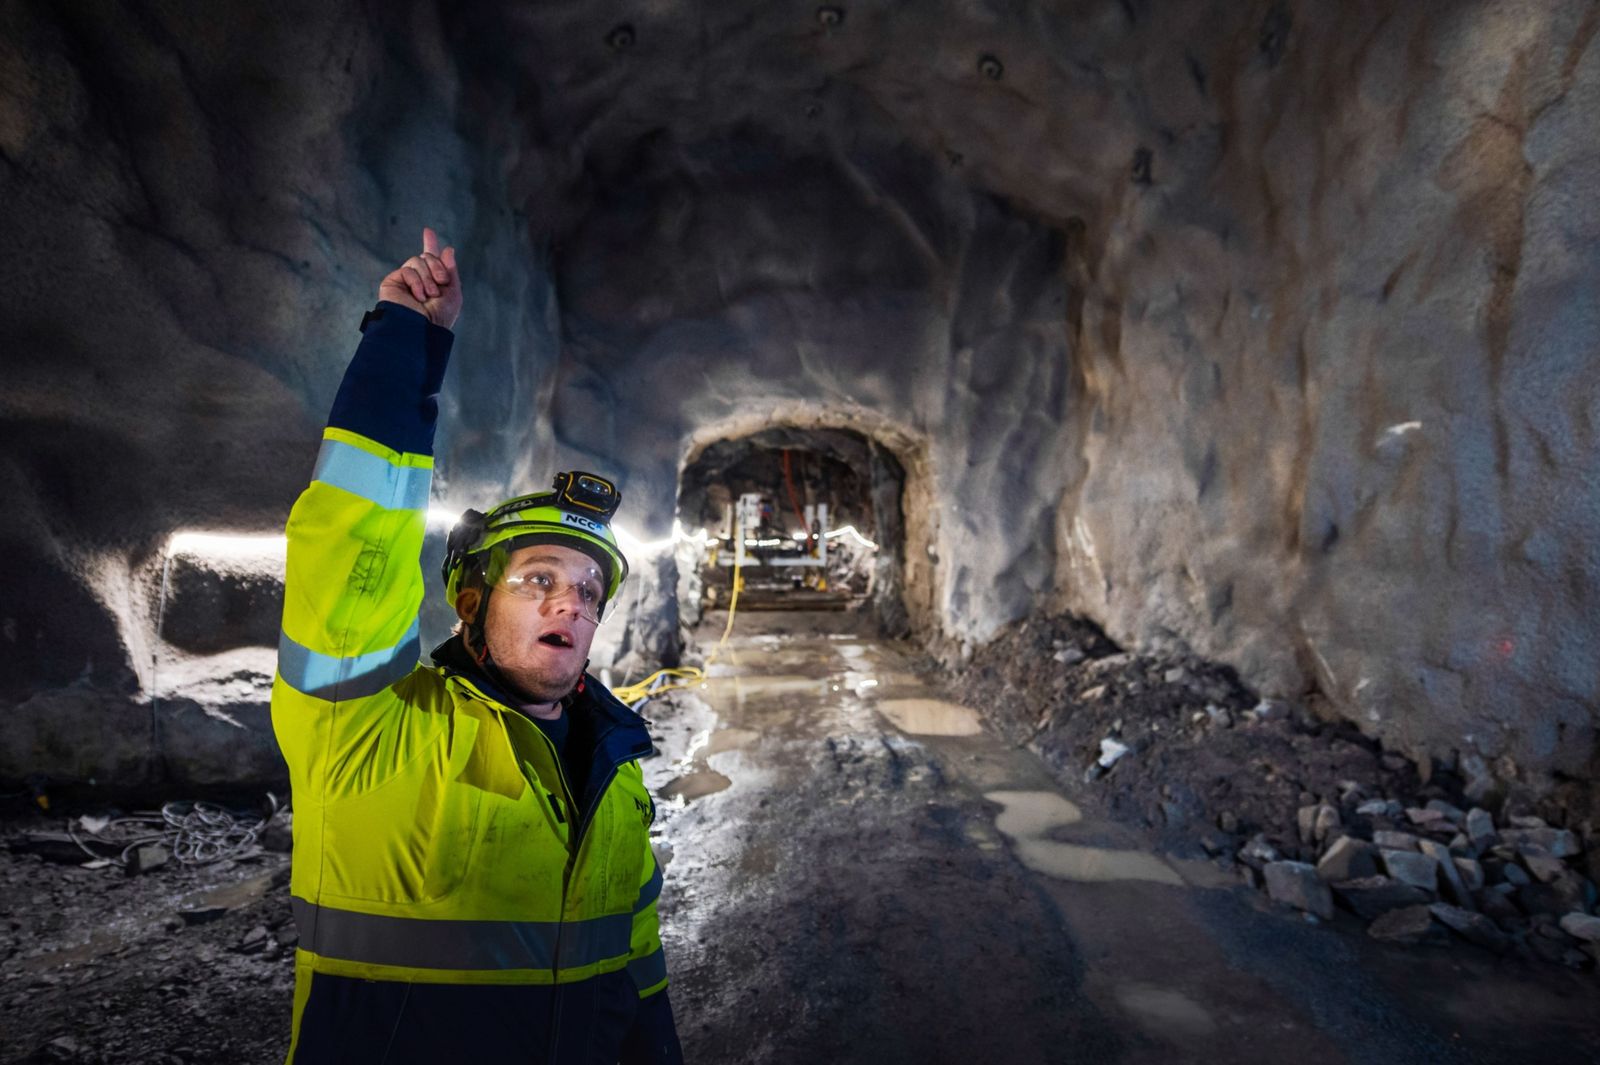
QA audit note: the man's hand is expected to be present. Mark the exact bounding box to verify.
[378,227,462,331]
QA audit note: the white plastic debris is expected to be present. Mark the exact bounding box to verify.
[1097,737,1132,768]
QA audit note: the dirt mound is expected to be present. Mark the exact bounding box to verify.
[939,614,1600,968]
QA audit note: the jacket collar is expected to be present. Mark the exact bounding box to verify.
[430,633,654,751]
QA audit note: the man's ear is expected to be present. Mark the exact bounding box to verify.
[455,586,482,626]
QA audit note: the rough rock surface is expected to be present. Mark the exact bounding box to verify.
[2,2,1599,793]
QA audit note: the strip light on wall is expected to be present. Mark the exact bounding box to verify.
[164,508,464,560]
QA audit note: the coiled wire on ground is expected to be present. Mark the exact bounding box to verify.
[67,797,278,867]
[613,567,743,708]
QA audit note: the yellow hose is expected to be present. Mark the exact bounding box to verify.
[612,566,742,707]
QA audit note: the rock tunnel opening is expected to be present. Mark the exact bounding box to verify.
[674,426,908,633]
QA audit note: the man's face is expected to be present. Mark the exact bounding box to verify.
[461,543,604,705]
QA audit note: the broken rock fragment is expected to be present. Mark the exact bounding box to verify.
[1452,857,1485,893]
[1428,904,1509,953]
[1368,905,1446,946]
[1373,830,1420,851]
[1316,837,1378,882]
[1239,834,1280,866]
[1518,846,1567,884]
[1418,840,1474,909]
[1333,876,1431,920]
[1559,913,1600,943]
[1504,828,1580,860]
[1464,807,1496,847]
[1264,861,1335,920]
[1423,800,1465,825]
[1380,849,1439,892]
[128,844,170,876]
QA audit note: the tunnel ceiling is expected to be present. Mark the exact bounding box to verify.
[3,1,1598,794]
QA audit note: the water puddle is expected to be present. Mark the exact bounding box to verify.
[660,768,733,801]
[17,930,124,973]
[986,791,1184,886]
[878,698,983,736]
[704,675,831,696]
[986,790,1082,838]
[179,868,285,914]
[705,727,759,755]
[1113,983,1217,1038]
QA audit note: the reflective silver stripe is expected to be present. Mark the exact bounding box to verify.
[313,438,431,511]
[277,621,419,701]
[627,947,668,991]
[634,863,663,913]
[293,898,634,972]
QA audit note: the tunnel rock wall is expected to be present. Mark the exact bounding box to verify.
[527,0,1600,784]
[1,0,1597,795]
[0,0,562,790]
[1048,1,1600,783]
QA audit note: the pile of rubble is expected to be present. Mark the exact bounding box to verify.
[1,800,296,1062]
[939,612,1599,971]
[1247,798,1599,966]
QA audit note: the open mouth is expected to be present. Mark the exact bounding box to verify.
[538,632,574,648]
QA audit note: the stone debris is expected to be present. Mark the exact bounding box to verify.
[1465,807,1496,846]
[1368,905,1444,946]
[128,843,171,876]
[1372,830,1420,851]
[1425,800,1465,825]
[1418,840,1473,909]
[1097,738,1131,769]
[1380,849,1439,892]
[1505,827,1581,859]
[1560,913,1600,943]
[1239,834,1280,865]
[953,611,1599,973]
[1316,837,1378,882]
[1,816,295,1062]
[260,812,293,853]
[237,924,271,954]
[1453,857,1485,893]
[1221,746,1598,968]
[1332,876,1432,921]
[1429,904,1510,953]
[1405,806,1448,828]
[1520,846,1567,884]
[1264,861,1334,920]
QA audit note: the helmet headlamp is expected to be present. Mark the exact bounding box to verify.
[440,471,630,611]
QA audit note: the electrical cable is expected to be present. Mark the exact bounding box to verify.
[611,562,743,707]
[65,796,281,868]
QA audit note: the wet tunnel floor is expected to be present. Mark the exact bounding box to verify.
[3,613,1599,1063]
[647,612,1600,1065]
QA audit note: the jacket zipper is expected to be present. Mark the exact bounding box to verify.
[443,671,652,1065]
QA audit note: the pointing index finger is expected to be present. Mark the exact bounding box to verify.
[442,246,457,278]
[422,226,442,258]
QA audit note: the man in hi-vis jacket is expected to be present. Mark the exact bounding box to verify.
[273,227,682,1064]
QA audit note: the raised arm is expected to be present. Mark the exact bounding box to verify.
[272,228,462,795]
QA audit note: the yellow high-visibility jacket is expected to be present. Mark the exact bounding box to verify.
[272,303,672,1064]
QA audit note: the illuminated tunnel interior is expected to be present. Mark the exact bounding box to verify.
[1,1,1598,1061]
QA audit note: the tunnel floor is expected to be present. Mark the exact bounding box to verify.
[648,612,1600,1065]
[3,613,1599,1063]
